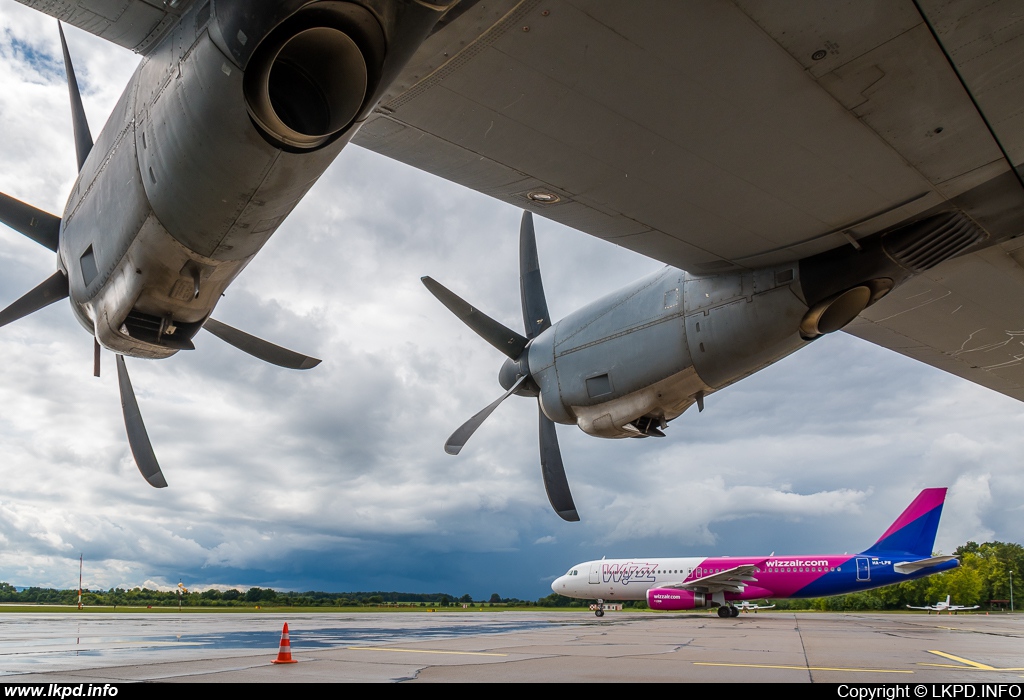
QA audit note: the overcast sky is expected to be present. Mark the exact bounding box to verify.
[0,2,1022,600]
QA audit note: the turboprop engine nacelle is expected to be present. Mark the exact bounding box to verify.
[528,264,814,438]
[525,208,985,440]
[59,0,443,358]
[646,588,710,611]
[425,210,985,520]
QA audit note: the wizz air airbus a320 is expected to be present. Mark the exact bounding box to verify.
[551,488,958,618]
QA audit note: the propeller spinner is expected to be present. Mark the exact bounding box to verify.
[422,212,580,522]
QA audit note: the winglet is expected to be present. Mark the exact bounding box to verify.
[862,488,947,557]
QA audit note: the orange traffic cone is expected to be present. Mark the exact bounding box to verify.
[272,622,298,664]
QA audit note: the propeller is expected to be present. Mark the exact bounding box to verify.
[422,211,580,522]
[0,24,321,489]
[0,192,61,251]
[58,22,93,171]
[116,355,167,488]
[202,318,321,369]
[0,23,166,484]
[0,271,69,329]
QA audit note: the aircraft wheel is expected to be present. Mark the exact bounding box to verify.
[717,606,730,618]
[595,609,604,617]
[730,606,740,617]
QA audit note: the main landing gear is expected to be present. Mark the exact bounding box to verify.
[717,605,739,618]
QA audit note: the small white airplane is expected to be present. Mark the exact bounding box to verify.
[906,595,979,613]
[735,601,775,613]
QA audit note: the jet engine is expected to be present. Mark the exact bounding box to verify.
[646,589,709,611]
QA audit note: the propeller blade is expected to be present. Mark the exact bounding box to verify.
[203,318,321,370]
[0,192,61,251]
[115,355,167,488]
[58,22,93,172]
[445,375,527,455]
[519,211,551,339]
[421,276,528,360]
[0,270,69,329]
[538,411,580,522]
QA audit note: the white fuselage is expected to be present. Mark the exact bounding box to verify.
[552,557,725,601]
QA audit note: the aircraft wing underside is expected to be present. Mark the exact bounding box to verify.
[664,564,762,595]
[356,0,1024,273]
[845,239,1024,403]
[14,0,196,54]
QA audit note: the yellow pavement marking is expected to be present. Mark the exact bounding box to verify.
[920,650,1024,672]
[347,646,507,657]
[693,662,912,674]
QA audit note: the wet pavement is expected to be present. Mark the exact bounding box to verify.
[1,611,1022,682]
[0,612,558,676]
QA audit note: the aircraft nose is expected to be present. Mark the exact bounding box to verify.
[551,576,562,593]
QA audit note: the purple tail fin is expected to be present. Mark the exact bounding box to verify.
[861,488,947,557]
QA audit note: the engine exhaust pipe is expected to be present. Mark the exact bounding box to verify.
[244,25,367,150]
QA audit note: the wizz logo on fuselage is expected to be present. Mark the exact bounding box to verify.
[602,561,658,585]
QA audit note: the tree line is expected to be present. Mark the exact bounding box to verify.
[0,585,514,608]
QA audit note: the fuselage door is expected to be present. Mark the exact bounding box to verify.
[590,562,601,584]
[856,557,870,581]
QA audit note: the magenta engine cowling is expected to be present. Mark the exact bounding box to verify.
[646,588,709,611]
